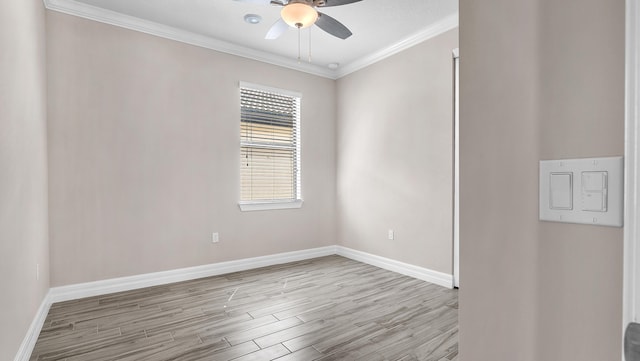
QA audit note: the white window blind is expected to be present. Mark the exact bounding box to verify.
[239,83,301,206]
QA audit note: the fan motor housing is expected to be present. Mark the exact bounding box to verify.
[286,0,327,7]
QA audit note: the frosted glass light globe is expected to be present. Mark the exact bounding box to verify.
[281,3,318,29]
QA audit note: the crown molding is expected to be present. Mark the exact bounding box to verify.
[43,0,458,80]
[334,13,459,78]
[43,0,336,79]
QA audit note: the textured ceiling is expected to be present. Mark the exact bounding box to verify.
[47,0,458,78]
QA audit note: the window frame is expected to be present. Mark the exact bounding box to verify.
[238,81,303,212]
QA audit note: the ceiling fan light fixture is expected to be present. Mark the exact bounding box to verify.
[281,3,318,29]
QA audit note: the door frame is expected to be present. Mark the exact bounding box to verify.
[624,0,639,358]
[453,48,460,289]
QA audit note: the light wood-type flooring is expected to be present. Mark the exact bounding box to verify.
[30,255,458,361]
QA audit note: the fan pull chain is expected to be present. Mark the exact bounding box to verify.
[308,27,312,63]
[297,25,301,63]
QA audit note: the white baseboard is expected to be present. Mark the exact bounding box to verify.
[17,244,452,360]
[48,246,337,303]
[14,292,52,361]
[47,245,452,304]
[336,246,454,289]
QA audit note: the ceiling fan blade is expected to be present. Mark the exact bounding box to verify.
[233,0,273,5]
[315,12,352,39]
[319,0,362,7]
[265,18,289,39]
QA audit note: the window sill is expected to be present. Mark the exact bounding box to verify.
[238,200,303,212]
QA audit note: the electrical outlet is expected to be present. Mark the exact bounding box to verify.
[212,232,219,243]
[388,229,395,240]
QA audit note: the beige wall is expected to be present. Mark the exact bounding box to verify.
[459,0,624,360]
[46,12,336,286]
[0,0,50,359]
[537,0,624,359]
[458,1,540,359]
[335,29,458,274]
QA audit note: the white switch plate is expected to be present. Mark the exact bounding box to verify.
[212,232,219,243]
[388,229,394,240]
[539,156,623,227]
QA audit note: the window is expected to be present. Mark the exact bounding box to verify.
[239,82,302,211]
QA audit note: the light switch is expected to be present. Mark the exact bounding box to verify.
[581,171,608,212]
[549,172,573,210]
[539,157,622,227]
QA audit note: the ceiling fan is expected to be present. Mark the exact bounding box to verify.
[235,0,362,40]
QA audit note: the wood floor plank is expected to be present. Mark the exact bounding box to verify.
[65,332,174,361]
[273,346,323,361]
[224,317,303,346]
[188,314,279,343]
[232,344,290,361]
[115,337,216,361]
[30,256,458,361]
[253,319,328,349]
